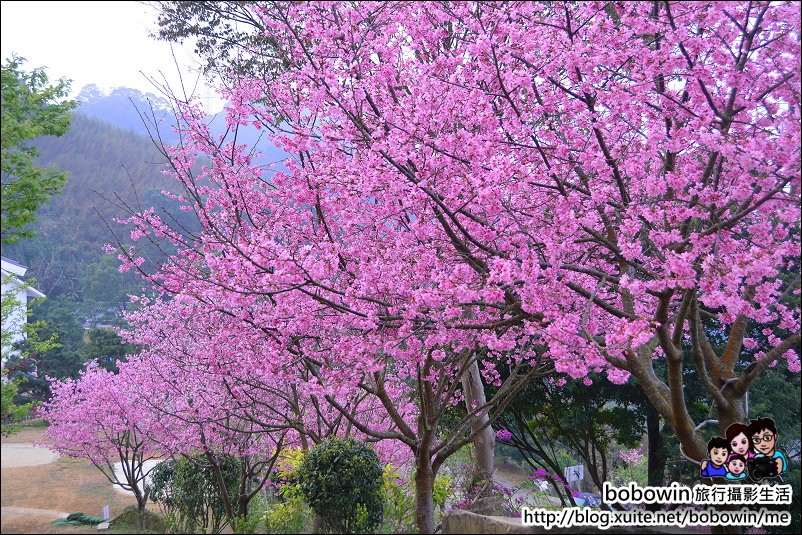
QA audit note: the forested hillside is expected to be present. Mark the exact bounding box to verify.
[3,102,188,398]
[3,85,288,401]
[3,90,197,400]
[3,102,174,400]
[4,111,176,305]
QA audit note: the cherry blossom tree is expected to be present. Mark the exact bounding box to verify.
[117,2,800,532]
[38,363,161,513]
[116,284,543,532]
[116,351,284,525]
[120,296,408,457]
[119,296,423,520]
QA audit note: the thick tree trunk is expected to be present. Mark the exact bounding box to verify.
[462,358,495,488]
[415,371,439,535]
[628,341,708,463]
[716,385,748,437]
[312,514,324,533]
[237,498,248,519]
[414,457,436,534]
[206,452,236,525]
[646,403,666,512]
[135,493,147,514]
[236,463,251,519]
[133,486,147,531]
[128,462,147,515]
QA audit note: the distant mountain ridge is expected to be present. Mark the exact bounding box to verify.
[78,84,176,113]
[75,84,289,165]
[76,85,180,143]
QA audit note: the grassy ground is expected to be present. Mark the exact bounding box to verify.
[1,427,148,534]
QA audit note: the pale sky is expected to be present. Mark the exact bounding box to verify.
[1,1,224,112]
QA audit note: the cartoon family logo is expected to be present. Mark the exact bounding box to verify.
[700,417,788,482]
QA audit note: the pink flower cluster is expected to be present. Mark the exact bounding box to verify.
[41,3,802,532]
[619,448,644,466]
[495,429,513,441]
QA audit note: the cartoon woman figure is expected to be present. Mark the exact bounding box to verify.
[725,423,755,463]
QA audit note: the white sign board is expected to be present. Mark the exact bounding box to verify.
[564,465,584,482]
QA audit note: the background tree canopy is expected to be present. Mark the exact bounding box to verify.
[1,55,77,245]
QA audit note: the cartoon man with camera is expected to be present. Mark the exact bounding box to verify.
[746,417,787,481]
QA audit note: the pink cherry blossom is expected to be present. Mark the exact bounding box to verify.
[51,3,802,533]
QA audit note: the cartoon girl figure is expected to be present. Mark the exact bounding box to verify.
[725,423,755,463]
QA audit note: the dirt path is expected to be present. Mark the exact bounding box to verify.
[2,442,60,467]
[1,427,140,534]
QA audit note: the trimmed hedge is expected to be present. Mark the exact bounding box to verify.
[297,438,384,534]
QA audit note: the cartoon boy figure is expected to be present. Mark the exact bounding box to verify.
[747,417,787,480]
[725,455,747,481]
[700,436,729,478]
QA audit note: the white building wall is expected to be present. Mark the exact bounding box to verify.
[2,256,45,356]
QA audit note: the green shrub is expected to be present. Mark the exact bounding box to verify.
[230,514,260,534]
[108,506,167,533]
[149,456,240,534]
[296,438,384,534]
[262,447,315,534]
[380,464,415,533]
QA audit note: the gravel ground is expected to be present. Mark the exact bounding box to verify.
[1,442,61,468]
